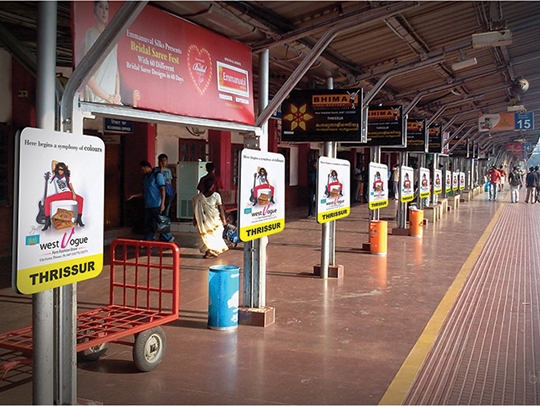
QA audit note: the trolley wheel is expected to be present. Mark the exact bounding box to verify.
[80,342,110,362]
[133,327,167,372]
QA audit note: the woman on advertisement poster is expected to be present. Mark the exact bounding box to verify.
[249,167,275,206]
[325,169,343,198]
[373,171,384,197]
[42,161,86,231]
[84,1,122,105]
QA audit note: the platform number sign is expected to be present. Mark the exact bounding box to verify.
[515,112,534,130]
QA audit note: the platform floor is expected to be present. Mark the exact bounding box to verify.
[1,188,539,405]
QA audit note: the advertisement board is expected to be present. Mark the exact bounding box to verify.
[366,105,405,147]
[400,166,415,203]
[419,167,431,199]
[73,2,254,125]
[281,89,363,142]
[452,172,459,191]
[433,169,443,194]
[459,172,466,190]
[14,128,105,294]
[478,113,514,132]
[428,124,443,154]
[238,149,285,242]
[316,157,350,224]
[368,162,389,209]
[445,171,452,193]
[406,119,428,152]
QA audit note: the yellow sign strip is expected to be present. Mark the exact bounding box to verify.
[378,199,506,405]
[239,219,284,242]
[17,254,103,295]
[369,199,388,210]
[317,207,350,224]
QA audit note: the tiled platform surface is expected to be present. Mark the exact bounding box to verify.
[404,196,540,405]
[0,190,535,405]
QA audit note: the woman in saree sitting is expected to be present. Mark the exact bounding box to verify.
[192,178,229,258]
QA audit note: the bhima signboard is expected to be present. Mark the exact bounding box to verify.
[281,89,363,142]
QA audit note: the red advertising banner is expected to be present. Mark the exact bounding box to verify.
[72,2,254,125]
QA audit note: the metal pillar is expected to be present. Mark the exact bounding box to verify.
[243,49,269,306]
[33,2,56,404]
[397,152,408,228]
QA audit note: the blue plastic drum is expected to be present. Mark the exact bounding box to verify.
[208,265,240,330]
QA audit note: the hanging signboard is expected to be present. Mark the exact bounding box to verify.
[419,167,430,199]
[406,118,428,152]
[238,149,285,242]
[368,162,389,209]
[316,157,350,224]
[449,138,469,157]
[445,171,452,194]
[452,172,459,191]
[428,124,443,154]
[433,169,443,194]
[400,166,415,203]
[73,2,254,125]
[13,128,105,294]
[281,89,362,142]
[459,172,466,190]
[104,118,133,133]
[366,105,405,147]
[515,112,534,130]
[478,113,514,132]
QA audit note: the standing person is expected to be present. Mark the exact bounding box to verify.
[498,165,507,191]
[353,162,363,203]
[508,166,522,203]
[139,161,174,242]
[157,153,175,217]
[524,166,538,204]
[307,160,317,218]
[535,166,540,203]
[192,178,229,258]
[197,162,223,194]
[486,165,501,201]
[391,164,400,200]
[84,1,121,104]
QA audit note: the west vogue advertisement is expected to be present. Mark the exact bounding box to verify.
[238,149,285,242]
[445,171,452,193]
[316,157,350,224]
[400,166,415,203]
[459,172,466,190]
[369,162,389,210]
[14,128,105,294]
[419,167,431,199]
[72,2,254,125]
[452,172,459,191]
[433,169,443,194]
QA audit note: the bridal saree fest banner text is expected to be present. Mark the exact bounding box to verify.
[72,2,254,125]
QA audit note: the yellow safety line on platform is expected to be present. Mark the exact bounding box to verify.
[378,196,507,405]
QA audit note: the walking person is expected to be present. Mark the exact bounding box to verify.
[498,165,507,192]
[508,166,522,203]
[524,166,538,204]
[156,153,175,217]
[486,165,501,201]
[139,160,175,242]
[192,178,229,258]
[535,166,540,203]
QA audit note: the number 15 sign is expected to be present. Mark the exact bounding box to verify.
[515,112,534,130]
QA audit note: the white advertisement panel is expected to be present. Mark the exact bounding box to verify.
[14,128,105,294]
[316,156,350,223]
[238,149,285,242]
[419,167,431,198]
[452,172,459,191]
[368,162,388,210]
[433,169,443,194]
[400,166,415,203]
[445,171,452,194]
[459,172,466,190]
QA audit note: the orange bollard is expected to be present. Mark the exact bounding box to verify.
[370,220,387,256]
[409,209,424,238]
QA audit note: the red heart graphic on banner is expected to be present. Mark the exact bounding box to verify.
[187,45,213,96]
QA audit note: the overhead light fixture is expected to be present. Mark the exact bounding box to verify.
[472,29,512,48]
[451,57,478,71]
[507,105,526,112]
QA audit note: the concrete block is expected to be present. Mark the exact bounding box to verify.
[313,264,344,278]
[239,306,275,327]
